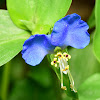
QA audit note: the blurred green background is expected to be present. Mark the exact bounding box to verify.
[1,0,100,100]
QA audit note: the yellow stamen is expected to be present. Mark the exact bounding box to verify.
[55,54,57,57]
[57,52,63,57]
[63,57,68,61]
[55,64,57,67]
[51,51,73,91]
[62,65,69,71]
[54,58,57,61]
[65,65,69,70]
[51,61,54,65]
[57,52,62,56]
[61,86,67,90]
[63,52,68,56]
[63,52,71,60]
[51,58,58,67]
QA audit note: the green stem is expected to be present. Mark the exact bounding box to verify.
[1,62,11,100]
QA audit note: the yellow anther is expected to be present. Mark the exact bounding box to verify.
[57,61,60,63]
[55,64,57,67]
[63,52,68,56]
[57,52,63,57]
[66,58,68,61]
[65,65,69,70]
[51,61,54,65]
[55,54,57,57]
[57,52,62,55]
[70,84,73,89]
[51,58,58,67]
[63,52,71,60]
[63,56,68,61]
[70,84,77,93]
[54,58,57,61]
[61,86,67,90]
[62,65,69,71]
[63,52,69,58]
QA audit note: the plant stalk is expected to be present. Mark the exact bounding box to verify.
[1,62,11,100]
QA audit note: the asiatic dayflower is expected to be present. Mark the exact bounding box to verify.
[22,13,90,91]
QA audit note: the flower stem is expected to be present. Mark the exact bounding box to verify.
[1,61,11,100]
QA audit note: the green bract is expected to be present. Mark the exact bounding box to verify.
[78,74,100,100]
[7,0,72,34]
[69,40,100,88]
[94,0,100,62]
[0,10,30,66]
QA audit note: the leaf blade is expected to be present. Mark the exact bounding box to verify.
[93,0,100,62]
[0,10,30,66]
[7,0,72,34]
[78,74,100,100]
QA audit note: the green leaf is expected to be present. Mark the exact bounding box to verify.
[0,10,30,66]
[69,40,100,89]
[87,7,95,29]
[94,0,100,62]
[7,0,72,34]
[78,74,100,100]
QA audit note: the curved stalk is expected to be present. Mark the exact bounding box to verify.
[1,61,11,100]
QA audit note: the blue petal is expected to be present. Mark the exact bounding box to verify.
[51,13,90,49]
[22,34,55,66]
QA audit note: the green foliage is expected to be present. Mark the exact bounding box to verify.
[0,10,30,66]
[87,8,95,29]
[9,79,35,100]
[8,79,58,100]
[78,74,100,100]
[69,39,100,89]
[7,0,72,34]
[94,0,100,62]
[28,58,52,88]
[8,54,62,100]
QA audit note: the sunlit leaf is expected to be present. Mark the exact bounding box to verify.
[7,0,72,34]
[93,0,100,62]
[87,7,95,29]
[0,10,30,66]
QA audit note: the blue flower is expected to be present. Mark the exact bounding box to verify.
[22,13,90,66]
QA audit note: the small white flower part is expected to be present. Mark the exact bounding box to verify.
[54,63,57,67]
[68,55,71,59]
[51,51,76,92]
